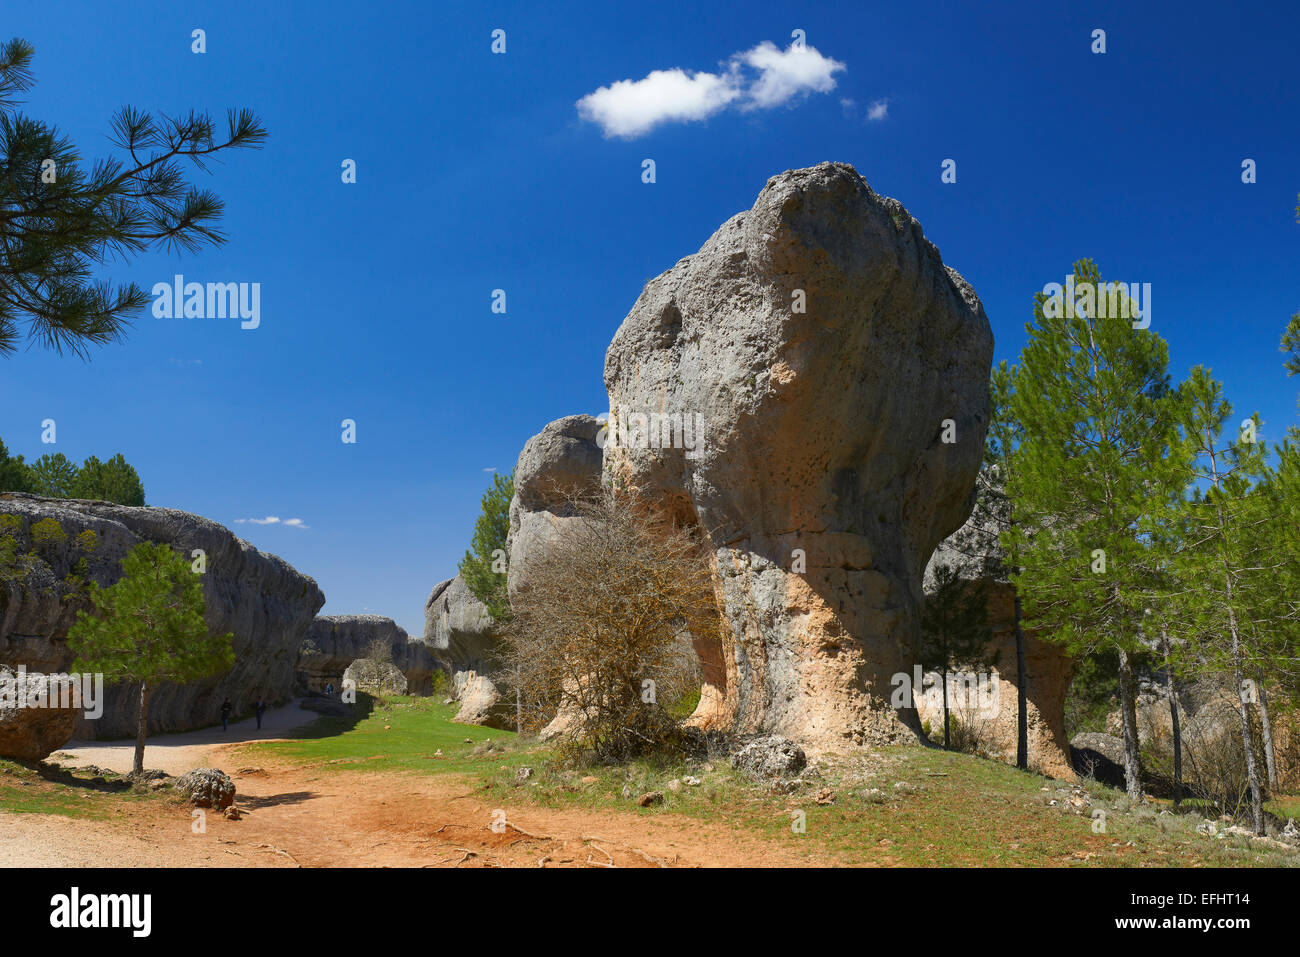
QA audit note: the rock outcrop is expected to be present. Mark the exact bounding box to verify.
[602,162,994,750]
[505,414,604,602]
[0,493,325,743]
[423,576,499,673]
[298,615,434,695]
[0,666,80,760]
[451,670,512,730]
[343,658,408,696]
[174,767,236,809]
[920,476,1076,779]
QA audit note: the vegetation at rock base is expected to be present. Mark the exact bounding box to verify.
[67,541,234,776]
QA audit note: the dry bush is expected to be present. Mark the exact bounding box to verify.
[1139,677,1269,813]
[500,486,717,761]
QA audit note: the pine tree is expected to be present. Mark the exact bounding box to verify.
[71,453,145,505]
[27,452,79,498]
[920,564,995,749]
[0,438,34,492]
[67,541,234,776]
[0,38,267,357]
[1007,259,1189,801]
[987,361,1031,769]
[1170,369,1273,832]
[458,472,514,621]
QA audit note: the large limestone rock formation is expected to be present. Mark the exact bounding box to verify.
[921,480,1076,779]
[603,162,993,750]
[0,493,325,744]
[505,414,603,602]
[424,575,499,673]
[298,615,434,695]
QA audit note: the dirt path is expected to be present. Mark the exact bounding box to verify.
[4,705,809,867]
[55,699,321,776]
[1,757,809,867]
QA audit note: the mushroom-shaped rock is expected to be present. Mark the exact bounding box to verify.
[603,163,994,749]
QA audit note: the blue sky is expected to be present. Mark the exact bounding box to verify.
[2,0,1297,637]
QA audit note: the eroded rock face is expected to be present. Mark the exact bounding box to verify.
[299,615,433,695]
[0,666,80,760]
[451,670,512,730]
[506,415,603,603]
[921,478,1076,779]
[0,493,325,741]
[423,576,499,673]
[343,658,408,696]
[603,163,993,750]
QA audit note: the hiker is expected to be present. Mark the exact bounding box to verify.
[220,698,233,732]
[255,699,266,730]
[325,682,334,697]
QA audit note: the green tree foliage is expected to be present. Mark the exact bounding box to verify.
[0,438,33,492]
[71,453,145,505]
[986,361,1031,768]
[1006,259,1189,800]
[0,37,267,357]
[28,452,78,498]
[458,471,514,621]
[1168,368,1275,832]
[67,541,234,775]
[919,564,995,750]
[0,437,146,504]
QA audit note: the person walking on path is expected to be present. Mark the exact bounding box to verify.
[255,699,266,730]
[220,698,233,732]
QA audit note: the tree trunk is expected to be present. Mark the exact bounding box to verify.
[133,680,150,778]
[942,667,950,750]
[1116,649,1143,801]
[1258,668,1279,792]
[1013,592,1028,770]
[1161,626,1183,808]
[1229,606,1265,834]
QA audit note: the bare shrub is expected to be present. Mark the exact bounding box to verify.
[500,485,717,761]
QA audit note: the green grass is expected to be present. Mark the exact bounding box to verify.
[242,694,522,775]
[0,759,162,819]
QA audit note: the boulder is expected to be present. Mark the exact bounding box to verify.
[423,575,499,673]
[603,163,993,749]
[298,615,434,695]
[731,734,807,781]
[0,493,324,741]
[451,670,512,730]
[506,415,603,603]
[0,666,80,760]
[919,472,1076,779]
[343,658,408,696]
[174,767,236,809]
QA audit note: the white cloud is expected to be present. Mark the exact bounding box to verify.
[738,41,845,110]
[577,67,741,139]
[482,467,497,473]
[866,98,890,121]
[577,41,844,139]
[234,515,308,529]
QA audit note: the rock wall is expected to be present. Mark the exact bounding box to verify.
[424,575,500,673]
[298,614,434,695]
[505,414,604,602]
[602,163,993,751]
[0,493,325,744]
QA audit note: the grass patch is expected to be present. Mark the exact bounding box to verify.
[0,759,163,820]
[243,695,522,775]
